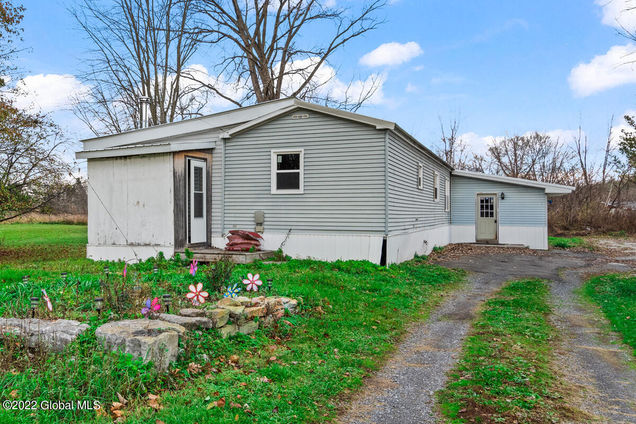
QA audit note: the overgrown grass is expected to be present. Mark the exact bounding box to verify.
[0,252,464,423]
[437,279,580,423]
[0,224,87,264]
[548,236,588,249]
[583,274,636,356]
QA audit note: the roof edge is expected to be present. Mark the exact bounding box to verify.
[451,169,574,194]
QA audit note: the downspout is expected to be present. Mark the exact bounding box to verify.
[383,130,390,267]
[221,137,226,238]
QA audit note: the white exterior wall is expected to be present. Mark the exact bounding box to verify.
[87,154,175,261]
[386,225,450,264]
[212,232,384,263]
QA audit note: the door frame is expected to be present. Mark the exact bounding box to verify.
[187,157,207,245]
[475,192,499,243]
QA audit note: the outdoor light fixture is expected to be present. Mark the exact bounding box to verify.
[153,264,159,274]
[29,296,39,318]
[103,265,110,277]
[94,297,104,316]
[22,275,29,284]
[500,192,505,200]
[267,278,273,292]
[61,272,67,281]
[162,294,172,313]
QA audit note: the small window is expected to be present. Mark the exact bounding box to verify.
[433,171,439,202]
[417,163,423,189]
[445,179,450,212]
[479,196,495,218]
[271,150,303,194]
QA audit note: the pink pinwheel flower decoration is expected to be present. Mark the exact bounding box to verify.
[242,273,262,292]
[141,297,161,316]
[186,283,208,305]
[123,263,127,279]
[189,260,198,276]
[41,289,52,312]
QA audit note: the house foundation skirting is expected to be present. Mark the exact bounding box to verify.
[212,232,384,264]
[450,224,547,250]
[386,225,450,265]
[87,245,175,262]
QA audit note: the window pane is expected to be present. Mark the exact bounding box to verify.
[193,192,203,218]
[277,153,300,170]
[277,172,300,190]
[193,166,203,192]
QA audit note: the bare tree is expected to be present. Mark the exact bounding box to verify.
[187,0,385,111]
[72,0,207,135]
[0,98,74,222]
[602,115,615,184]
[437,115,469,168]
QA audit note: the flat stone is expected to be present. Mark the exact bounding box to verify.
[158,313,214,330]
[216,298,241,308]
[205,308,229,328]
[221,305,245,320]
[281,298,299,314]
[179,308,206,317]
[95,319,186,370]
[235,296,252,306]
[0,318,89,352]
[238,321,258,335]
[244,306,266,319]
[251,296,265,306]
[218,323,237,338]
[265,298,284,318]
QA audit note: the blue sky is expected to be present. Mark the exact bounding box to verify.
[13,0,636,165]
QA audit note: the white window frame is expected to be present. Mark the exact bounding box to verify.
[433,171,440,202]
[417,163,424,189]
[445,178,450,212]
[271,149,304,194]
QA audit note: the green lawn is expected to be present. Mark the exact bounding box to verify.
[583,274,636,356]
[0,223,87,247]
[548,236,587,249]
[437,279,583,423]
[0,224,464,423]
[0,224,87,264]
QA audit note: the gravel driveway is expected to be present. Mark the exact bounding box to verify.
[337,248,636,424]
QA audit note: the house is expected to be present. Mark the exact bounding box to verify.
[76,98,573,265]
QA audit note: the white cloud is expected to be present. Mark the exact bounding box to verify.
[458,132,502,155]
[609,110,636,147]
[597,0,636,30]
[405,83,418,93]
[568,43,636,96]
[13,73,90,113]
[359,41,423,67]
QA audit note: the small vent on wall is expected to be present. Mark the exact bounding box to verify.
[291,113,310,120]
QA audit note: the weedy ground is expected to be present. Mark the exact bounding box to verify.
[547,236,591,250]
[583,273,636,357]
[437,279,587,424]
[0,223,464,423]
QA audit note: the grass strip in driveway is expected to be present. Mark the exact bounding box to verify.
[583,273,636,357]
[437,279,582,423]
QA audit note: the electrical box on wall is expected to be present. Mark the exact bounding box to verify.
[254,210,265,233]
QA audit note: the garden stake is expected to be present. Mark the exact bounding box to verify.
[29,296,39,318]
[267,278,273,292]
[162,293,172,313]
[94,297,104,317]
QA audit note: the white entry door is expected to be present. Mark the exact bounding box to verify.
[188,158,206,244]
[476,194,497,242]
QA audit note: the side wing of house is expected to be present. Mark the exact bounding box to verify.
[215,109,387,262]
[385,130,452,264]
[450,175,548,249]
[86,153,176,260]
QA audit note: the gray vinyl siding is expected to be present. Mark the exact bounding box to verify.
[386,131,451,233]
[222,111,386,233]
[451,176,547,226]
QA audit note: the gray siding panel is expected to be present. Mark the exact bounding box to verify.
[450,176,547,226]
[222,111,386,233]
[386,131,451,233]
[211,138,224,235]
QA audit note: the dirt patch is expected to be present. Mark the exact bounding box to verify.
[0,245,86,263]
